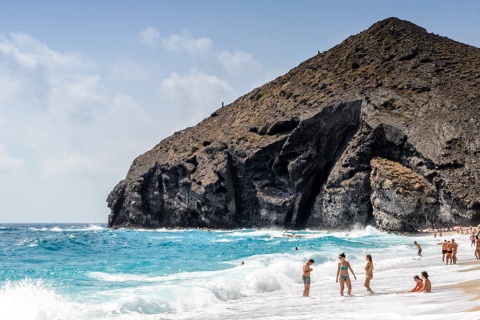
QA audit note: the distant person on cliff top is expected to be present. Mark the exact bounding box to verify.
[437,240,448,262]
[336,252,357,296]
[414,241,422,257]
[302,259,314,297]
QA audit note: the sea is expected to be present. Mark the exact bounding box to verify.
[1,224,479,320]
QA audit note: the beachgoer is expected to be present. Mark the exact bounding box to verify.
[437,240,448,262]
[364,254,374,294]
[433,229,437,238]
[446,240,453,265]
[302,258,314,297]
[470,234,476,247]
[408,275,423,292]
[418,271,431,293]
[336,252,357,296]
[414,241,422,257]
[451,239,458,264]
[475,236,480,260]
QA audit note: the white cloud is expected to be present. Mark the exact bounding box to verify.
[0,144,24,172]
[138,27,212,56]
[160,68,236,124]
[138,27,161,47]
[162,29,212,55]
[218,50,262,75]
[109,59,152,81]
[0,32,88,70]
[41,151,99,176]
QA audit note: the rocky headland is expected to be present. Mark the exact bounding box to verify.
[107,17,480,232]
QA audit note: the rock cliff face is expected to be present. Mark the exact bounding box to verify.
[107,18,480,231]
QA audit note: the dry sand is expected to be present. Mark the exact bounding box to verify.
[446,259,480,312]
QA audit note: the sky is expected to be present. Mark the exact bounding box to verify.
[0,1,479,223]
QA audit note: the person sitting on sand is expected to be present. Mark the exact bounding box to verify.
[336,252,357,296]
[302,258,314,297]
[408,275,423,292]
[414,241,422,257]
[418,271,431,293]
[451,239,458,264]
[364,254,374,294]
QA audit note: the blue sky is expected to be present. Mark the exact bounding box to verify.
[0,1,479,223]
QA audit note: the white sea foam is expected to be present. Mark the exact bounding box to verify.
[3,228,480,320]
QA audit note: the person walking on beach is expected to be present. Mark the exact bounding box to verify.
[438,240,448,262]
[414,241,422,257]
[407,275,423,293]
[446,241,453,265]
[451,239,458,264]
[418,271,431,293]
[364,254,374,294]
[302,258,314,297]
[336,252,357,296]
[470,233,476,247]
[475,236,480,260]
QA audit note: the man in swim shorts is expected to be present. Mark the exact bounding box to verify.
[438,240,448,262]
[446,240,453,265]
[302,258,314,297]
[414,241,422,257]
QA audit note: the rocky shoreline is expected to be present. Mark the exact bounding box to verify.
[107,18,480,232]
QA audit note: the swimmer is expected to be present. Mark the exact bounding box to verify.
[364,254,374,294]
[336,252,356,296]
[302,258,314,297]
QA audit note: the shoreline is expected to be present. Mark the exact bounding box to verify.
[446,259,480,312]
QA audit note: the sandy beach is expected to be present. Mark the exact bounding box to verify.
[447,260,480,312]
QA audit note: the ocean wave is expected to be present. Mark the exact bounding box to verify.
[0,279,85,320]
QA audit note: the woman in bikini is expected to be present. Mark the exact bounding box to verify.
[418,271,431,293]
[364,254,374,293]
[336,252,357,296]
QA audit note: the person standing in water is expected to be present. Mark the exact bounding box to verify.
[364,254,374,294]
[414,241,422,257]
[302,259,314,297]
[446,240,453,265]
[437,240,448,262]
[451,239,459,264]
[336,252,357,296]
[475,236,480,260]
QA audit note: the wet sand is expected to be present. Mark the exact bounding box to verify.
[446,260,480,312]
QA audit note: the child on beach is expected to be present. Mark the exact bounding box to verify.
[408,275,423,293]
[336,252,357,296]
[302,259,314,297]
[364,254,374,294]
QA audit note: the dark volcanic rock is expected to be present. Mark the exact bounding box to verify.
[107,18,480,231]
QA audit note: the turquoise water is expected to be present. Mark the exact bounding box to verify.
[1,224,479,320]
